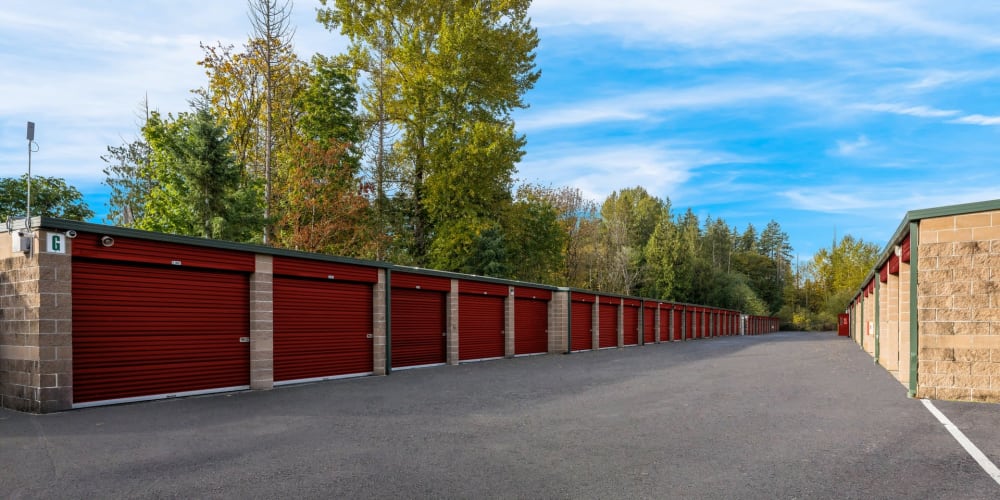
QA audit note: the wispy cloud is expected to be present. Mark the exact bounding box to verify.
[520,81,824,131]
[831,135,871,157]
[949,114,1000,126]
[855,103,960,118]
[518,143,754,202]
[781,185,1000,216]
[530,0,1000,47]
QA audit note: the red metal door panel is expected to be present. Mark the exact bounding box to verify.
[598,303,618,348]
[623,305,640,346]
[391,288,446,368]
[515,298,548,355]
[71,232,254,272]
[515,287,552,300]
[72,259,250,404]
[273,255,378,283]
[571,300,593,351]
[459,281,508,296]
[459,294,506,361]
[391,272,451,292]
[643,307,655,344]
[273,277,373,382]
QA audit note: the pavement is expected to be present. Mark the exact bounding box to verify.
[2,331,999,499]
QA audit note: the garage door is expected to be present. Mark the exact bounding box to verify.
[623,303,640,346]
[598,302,618,349]
[459,293,506,361]
[273,277,373,382]
[72,260,250,405]
[515,298,548,355]
[571,296,594,352]
[391,288,446,368]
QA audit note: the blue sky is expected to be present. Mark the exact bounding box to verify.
[3,1,1000,259]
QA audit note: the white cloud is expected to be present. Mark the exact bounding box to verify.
[781,185,1000,216]
[520,81,821,131]
[831,135,871,156]
[518,143,754,202]
[949,114,1000,126]
[0,1,345,187]
[855,103,960,118]
[529,0,1000,48]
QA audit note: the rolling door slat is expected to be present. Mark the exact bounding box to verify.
[459,294,505,361]
[274,277,373,382]
[72,260,249,404]
[391,288,446,368]
[515,298,548,355]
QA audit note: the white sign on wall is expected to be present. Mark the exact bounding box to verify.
[47,232,66,254]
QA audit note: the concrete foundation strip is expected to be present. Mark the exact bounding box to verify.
[921,399,1000,486]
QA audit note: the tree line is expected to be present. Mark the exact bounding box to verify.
[1,0,881,328]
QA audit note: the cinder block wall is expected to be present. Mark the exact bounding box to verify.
[916,210,1000,402]
[864,289,875,355]
[898,257,911,387]
[0,233,73,412]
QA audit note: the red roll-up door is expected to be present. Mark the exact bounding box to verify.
[459,293,506,361]
[571,296,593,352]
[515,298,548,355]
[273,277,373,382]
[623,303,640,346]
[72,259,250,405]
[598,302,618,348]
[643,306,655,344]
[391,288,446,368]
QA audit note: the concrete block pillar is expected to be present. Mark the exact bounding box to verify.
[249,254,273,390]
[447,280,459,365]
[591,300,600,351]
[669,309,675,342]
[372,269,387,375]
[1,230,74,413]
[653,305,661,343]
[505,287,515,358]
[617,299,624,348]
[548,290,569,354]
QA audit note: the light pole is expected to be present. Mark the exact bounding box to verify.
[26,121,35,227]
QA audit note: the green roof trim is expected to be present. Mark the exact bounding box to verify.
[9,216,560,291]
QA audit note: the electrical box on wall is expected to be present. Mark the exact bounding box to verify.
[11,231,32,253]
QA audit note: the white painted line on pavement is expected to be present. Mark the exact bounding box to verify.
[921,399,1000,486]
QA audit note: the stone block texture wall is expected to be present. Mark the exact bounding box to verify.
[917,210,1000,402]
[1,236,73,412]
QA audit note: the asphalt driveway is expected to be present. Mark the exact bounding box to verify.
[2,332,998,499]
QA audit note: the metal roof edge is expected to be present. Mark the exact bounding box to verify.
[30,217,393,269]
[15,217,749,314]
[853,198,1000,302]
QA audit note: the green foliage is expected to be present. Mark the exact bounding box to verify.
[297,54,362,153]
[0,175,94,221]
[319,0,539,265]
[101,133,152,226]
[780,235,880,330]
[504,187,567,283]
[136,106,262,241]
